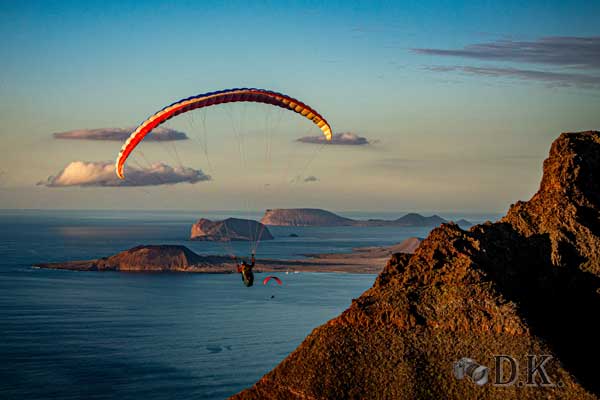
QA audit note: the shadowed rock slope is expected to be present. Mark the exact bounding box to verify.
[232,131,600,400]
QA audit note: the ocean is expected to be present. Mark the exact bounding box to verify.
[0,210,497,399]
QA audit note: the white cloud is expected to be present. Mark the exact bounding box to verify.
[39,161,210,187]
[53,127,188,141]
[297,132,371,145]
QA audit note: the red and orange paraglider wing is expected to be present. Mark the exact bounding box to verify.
[116,88,332,179]
[263,276,282,285]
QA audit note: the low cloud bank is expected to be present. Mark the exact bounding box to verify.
[39,161,210,187]
[297,132,370,145]
[53,127,189,141]
[424,65,600,89]
[415,36,600,89]
[413,36,600,69]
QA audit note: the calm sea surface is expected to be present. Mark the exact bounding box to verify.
[0,210,497,399]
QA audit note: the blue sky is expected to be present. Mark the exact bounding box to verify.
[1,1,599,212]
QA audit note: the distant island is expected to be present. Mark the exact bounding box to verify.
[190,217,273,241]
[187,212,467,243]
[34,245,233,272]
[261,208,471,227]
[34,237,423,274]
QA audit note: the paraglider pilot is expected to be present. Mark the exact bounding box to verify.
[236,252,255,287]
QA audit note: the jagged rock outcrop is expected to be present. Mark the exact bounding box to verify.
[190,217,273,241]
[261,208,471,227]
[232,131,600,400]
[502,131,600,273]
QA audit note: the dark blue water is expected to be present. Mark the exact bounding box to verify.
[0,210,495,399]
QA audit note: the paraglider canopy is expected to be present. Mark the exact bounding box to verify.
[263,276,282,285]
[115,88,332,179]
[113,88,332,261]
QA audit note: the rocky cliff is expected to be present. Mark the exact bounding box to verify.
[232,131,600,400]
[261,208,470,227]
[190,217,273,241]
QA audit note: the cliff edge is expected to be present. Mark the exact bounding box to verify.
[232,131,600,400]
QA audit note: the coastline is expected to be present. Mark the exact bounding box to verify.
[33,237,422,275]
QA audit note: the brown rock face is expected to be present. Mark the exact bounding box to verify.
[231,131,600,400]
[503,131,600,272]
[190,217,273,241]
